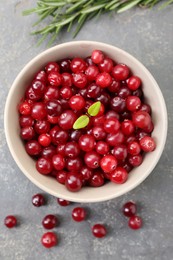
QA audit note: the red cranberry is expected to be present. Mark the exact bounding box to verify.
[56,171,67,184]
[118,86,132,99]
[73,73,87,89]
[92,115,105,126]
[41,146,56,159]
[128,216,142,230]
[128,154,143,167]
[91,50,104,64]
[70,57,87,73]
[66,158,83,171]
[31,80,46,96]
[126,96,141,111]
[32,194,45,207]
[100,155,117,173]
[99,57,113,72]
[53,130,68,145]
[139,136,156,152]
[96,92,111,106]
[42,215,58,229]
[44,86,60,101]
[105,110,119,120]
[59,59,71,72]
[110,167,128,184]
[25,86,41,101]
[79,134,95,152]
[48,71,62,86]
[104,118,120,134]
[69,95,85,110]
[46,100,62,116]
[19,100,32,115]
[127,76,141,90]
[25,140,42,156]
[96,72,112,88]
[35,70,47,82]
[20,126,35,140]
[112,64,130,81]
[96,141,109,155]
[92,126,106,141]
[92,224,106,238]
[127,141,141,155]
[139,103,151,114]
[57,198,70,206]
[122,201,137,217]
[61,72,73,87]
[31,102,47,120]
[4,216,17,228]
[65,172,82,192]
[60,86,73,100]
[85,65,99,81]
[111,144,128,161]
[19,115,34,127]
[72,207,86,222]
[81,166,93,181]
[58,110,77,130]
[111,97,126,113]
[38,133,51,147]
[84,151,100,169]
[34,120,50,134]
[36,157,53,174]
[45,61,59,73]
[121,120,135,136]
[106,131,125,146]
[52,154,65,171]
[64,142,80,158]
[108,79,121,93]
[70,130,83,142]
[86,83,101,98]
[41,232,57,248]
[120,161,133,173]
[132,111,151,129]
[89,172,105,187]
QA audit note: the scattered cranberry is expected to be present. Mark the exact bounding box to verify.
[41,232,57,248]
[122,201,137,217]
[32,194,45,207]
[92,224,107,238]
[128,216,142,230]
[57,198,71,206]
[4,215,17,228]
[42,215,58,229]
[72,207,86,222]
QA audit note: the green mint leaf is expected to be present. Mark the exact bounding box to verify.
[87,101,101,117]
[73,115,90,130]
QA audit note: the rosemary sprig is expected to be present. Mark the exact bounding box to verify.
[23,0,173,45]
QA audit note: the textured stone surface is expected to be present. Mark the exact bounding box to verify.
[0,1,173,259]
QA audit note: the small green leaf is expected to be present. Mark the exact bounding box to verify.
[87,101,101,117]
[73,115,90,130]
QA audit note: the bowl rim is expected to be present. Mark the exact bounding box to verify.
[4,40,168,202]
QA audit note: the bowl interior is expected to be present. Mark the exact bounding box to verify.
[4,41,167,202]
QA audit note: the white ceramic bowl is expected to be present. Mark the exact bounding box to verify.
[4,41,167,203]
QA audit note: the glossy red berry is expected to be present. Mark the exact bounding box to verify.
[65,172,82,192]
[126,96,141,111]
[132,111,151,129]
[89,172,105,187]
[99,57,113,72]
[112,64,130,81]
[41,232,57,248]
[31,102,47,120]
[73,73,87,89]
[19,100,32,115]
[25,140,42,156]
[86,83,101,99]
[58,110,77,130]
[96,141,109,155]
[64,141,80,158]
[45,61,59,73]
[42,215,58,229]
[52,154,65,171]
[127,76,141,90]
[139,136,156,152]
[106,131,125,146]
[72,207,86,222]
[104,118,120,134]
[100,155,117,173]
[48,71,62,87]
[44,86,60,101]
[79,134,95,152]
[128,154,143,167]
[127,141,141,155]
[36,157,53,174]
[121,120,135,136]
[57,198,71,206]
[128,216,142,230]
[20,126,35,140]
[38,134,51,147]
[70,57,87,73]
[111,144,128,161]
[32,194,45,207]
[69,95,85,110]
[4,215,17,228]
[92,224,107,238]
[96,72,112,88]
[110,167,128,184]
[91,50,104,64]
[122,201,137,217]
[84,151,100,169]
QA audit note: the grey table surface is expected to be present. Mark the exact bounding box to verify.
[0,1,173,260]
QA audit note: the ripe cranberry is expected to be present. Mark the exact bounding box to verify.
[127,141,141,155]
[70,57,87,73]
[105,110,119,120]
[79,134,95,152]
[104,118,120,134]
[4,216,17,228]
[56,171,67,184]
[132,88,143,98]
[96,72,112,88]
[110,167,128,184]
[108,79,121,93]
[111,144,128,161]
[89,172,105,187]
[118,86,131,99]
[65,172,82,192]
[126,96,141,111]
[59,59,71,72]
[120,161,133,173]
[81,166,93,181]
[45,61,59,73]
[92,115,105,126]
[52,154,65,171]
[34,120,50,134]
[139,136,156,152]
[92,224,106,238]
[69,95,85,110]
[122,201,137,217]
[100,155,117,173]
[41,232,57,248]
[143,121,154,133]
[64,142,80,158]
[61,72,73,87]
[25,140,42,156]
[70,130,83,142]
[121,120,135,136]
[85,65,99,81]
[112,64,130,81]
[86,83,101,98]
[31,102,47,120]
[44,86,60,101]
[139,103,151,114]
[106,131,125,146]
[35,70,47,82]
[36,157,53,174]
[42,215,58,229]
[91,50,104,64]
[47,115,59,124]
[92,126,106,141]
[20,126,35,140]
[132,111,151,129]
[78,88,88,98]
[66,158,83,171]
[128,216,142,230]
[48,71,62,86]
[99,57,113,72]
[73,73,87,89]
[32,194,45,207]
[53,130,68,145]
[127,76,141,90]
[96,141,109,155]
[38,133,51,147]
[126,136,137,145]
[72,207,86,222]
[60,86,73,99]
[111,97,126,113]
[96,92,111,106]
[128,154,143,166]
[46,100,62,116]
[19,115,34,127]
[19,100,32,115]
[41,146,56,159]
[31,80,46,96]
[57,198,70,206]
[58,110,77,130]
[84,151,100,169]
[25,86,41,101]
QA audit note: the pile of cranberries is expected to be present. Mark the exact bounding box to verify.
[18,49,156,192]
[4,194,143,248]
